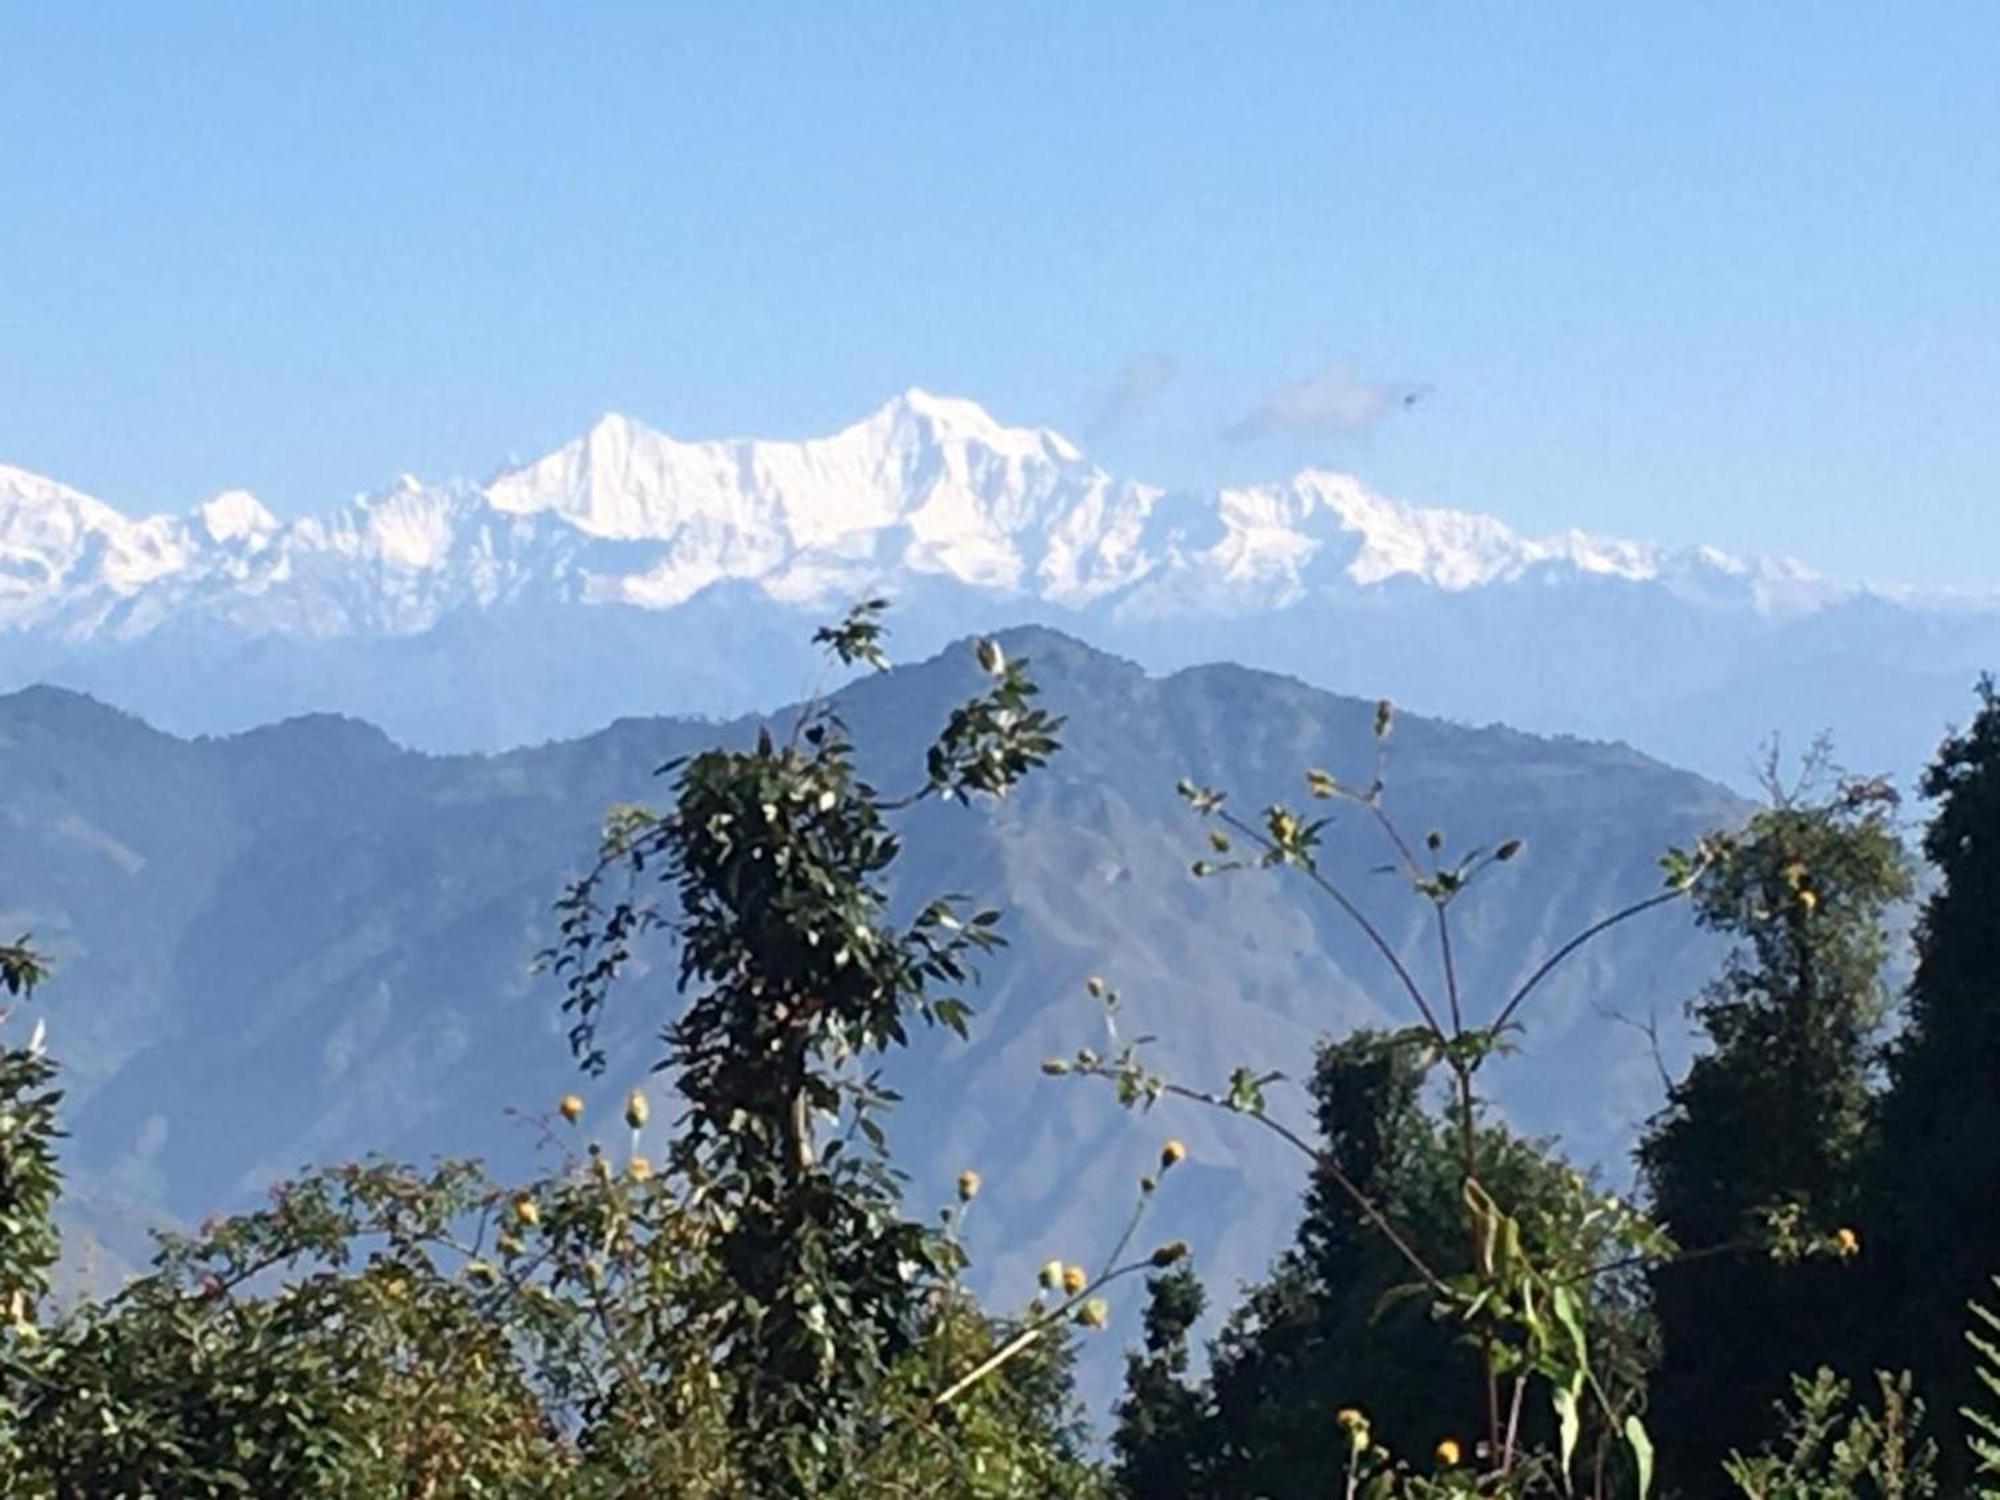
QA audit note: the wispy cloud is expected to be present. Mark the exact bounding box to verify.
[1223,363,1427,443]
[1085,351,1180,438]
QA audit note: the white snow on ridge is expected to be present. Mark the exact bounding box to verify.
[0,392,1878,643]
[198,490,278,547]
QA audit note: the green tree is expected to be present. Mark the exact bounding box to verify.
[1199,1031,1463,1497]
[1141,1033,1656,1500]
[1112,1260,1209,1499]
[1874,676,2000,1482]
[6,1131,1120,1497]
[1639,755,1911,1493]
[0,940,57,1326]
[1,939,58,1480]
[546,608,1069,1492]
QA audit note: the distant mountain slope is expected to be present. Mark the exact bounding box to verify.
[3,393,1992,785]
[0,629,1745,1342]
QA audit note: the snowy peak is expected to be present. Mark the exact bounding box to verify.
[477,392,1119,605]
[0,462,191,618]
[198,490,278,546]
[0,394,1875,642]
[1212,470,1842,613]
[1255,471,1671,592]
[485,413,681,535]
[487,391,1091,532]
[0,461,133,540]
[856,387,1086,464]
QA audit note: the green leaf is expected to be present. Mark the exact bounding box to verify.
[1553,1385,1580,1493]
[1625,1414,1655,1500]
[1550,1280,1587,1370]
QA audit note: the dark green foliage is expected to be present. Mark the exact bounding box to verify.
[1640,760,1912,1491]
[0,941,46,1000]
[1200,1032,1466,1496]
[1114,1032,1656,1499]
[1874,676,2000,1483]
[1112,1263,1208,1500]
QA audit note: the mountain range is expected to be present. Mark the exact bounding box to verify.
[1,629,1746,1408]
[4,391,1993,788]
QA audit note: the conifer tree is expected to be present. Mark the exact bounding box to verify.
[1640,753,1910,1494]
[1874,677,2000,1482]
[1112,1262,1209,1500]
[1111,1031,1654,1500]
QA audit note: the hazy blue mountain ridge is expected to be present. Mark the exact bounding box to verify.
[1,630,1746,1351]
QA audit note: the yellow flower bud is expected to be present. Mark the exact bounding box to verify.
[1336,1407,1370,1455]
[558,1094,584,1124]
[1062,1263,1087,1295]
[627,1155,653,1182]
[1435,1437,1462,1467]
[1076,1297,1109,1330]
[1161,1139,1187,1170]
[624,1089,649,1130]
[1038,1258,1065,1291]
[1834,1225,1860,1256]
[512,1194,540,1228]
[957,1169,981,1202]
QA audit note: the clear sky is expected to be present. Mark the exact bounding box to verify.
[2,3,1995,588]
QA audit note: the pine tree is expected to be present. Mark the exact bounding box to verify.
[1200,1031,1465,1497]
[1639,755,1911,1495]
[1874,677,2000,1484]
[1112,1262,1209,1499]
[1138,1032,1652,1500]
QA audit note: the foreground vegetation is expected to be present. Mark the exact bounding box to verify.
[2,608,1997,1498]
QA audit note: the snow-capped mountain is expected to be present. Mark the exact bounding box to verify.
[0,389,1853,639]
[1,390,1993,785]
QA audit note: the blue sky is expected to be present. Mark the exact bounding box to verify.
[1,3,1995,588]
